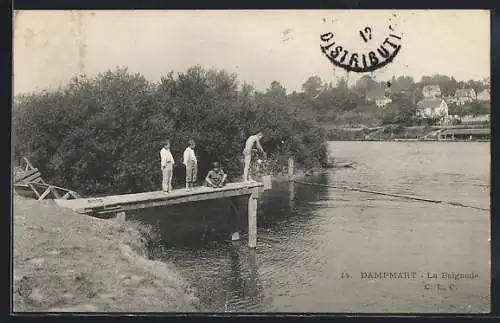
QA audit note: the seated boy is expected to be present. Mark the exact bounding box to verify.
[205,162,227,188]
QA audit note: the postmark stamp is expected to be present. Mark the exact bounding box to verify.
[320,21,402,73]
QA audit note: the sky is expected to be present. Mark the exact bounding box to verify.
[13,10,490,95]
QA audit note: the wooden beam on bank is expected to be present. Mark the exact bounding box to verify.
[37,187,52,201]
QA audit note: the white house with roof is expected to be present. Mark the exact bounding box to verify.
[422,85,442,99]
[454,88,477,105]
[477,89,490,102]
[416,98,449,119]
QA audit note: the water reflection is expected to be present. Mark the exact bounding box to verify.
[288,181,295,209]
[258,172,330,232]
[247,248,258,298]
[178,241,268,312]
[229,241,244,298]
[227,242,259,302]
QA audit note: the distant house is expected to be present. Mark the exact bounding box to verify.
[454,88,477,105]
[476,89,490,102]
[365,88,392,108]
[422,85,442,99]
[416,99,449,119]
[375,96,392,108]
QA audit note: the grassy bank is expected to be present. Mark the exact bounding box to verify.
[13,196,197,312]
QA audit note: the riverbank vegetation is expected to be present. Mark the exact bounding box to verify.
[13,196,196,312]
[13,66,327,197]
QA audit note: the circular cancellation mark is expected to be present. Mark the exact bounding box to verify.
[320,23,403,73]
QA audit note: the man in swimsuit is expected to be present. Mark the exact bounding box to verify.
[242,132,266,182]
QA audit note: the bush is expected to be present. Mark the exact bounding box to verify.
[466,102,490,116]
[13,66,327,196]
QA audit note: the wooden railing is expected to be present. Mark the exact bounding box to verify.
[13,157,79,201]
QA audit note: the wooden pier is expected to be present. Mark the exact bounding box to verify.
[54,181,264,248]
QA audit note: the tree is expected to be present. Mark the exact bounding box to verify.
[336,77,348,89]
[447,103,464,117]
[381,92,417,126]
[240,82,255,99]
[391,76,415,93]
[419,74,458,97]
[465,80,485,94]
[266,81,287,96]
[353,75,378,97]
[413,88,424,103]
[467,102,490,116]
[301,76,323,98]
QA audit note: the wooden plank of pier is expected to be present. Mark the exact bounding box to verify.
[54,181,264,214]
[54,181,264,249]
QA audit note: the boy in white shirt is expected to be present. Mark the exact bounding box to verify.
[160,140,175,193]
[183,139,198,191]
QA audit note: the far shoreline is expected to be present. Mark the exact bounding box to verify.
[326,139,490,142]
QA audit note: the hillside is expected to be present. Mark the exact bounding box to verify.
[13,196,197,312]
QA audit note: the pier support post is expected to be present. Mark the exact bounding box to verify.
[116,211,126,221]
[288,157,295,181]
[248,188,258,248]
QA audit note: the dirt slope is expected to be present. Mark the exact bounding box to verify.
[13,196,197,312]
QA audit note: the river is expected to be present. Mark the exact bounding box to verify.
[130,141,490,313]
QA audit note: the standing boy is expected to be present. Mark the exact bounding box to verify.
[183,139,198,190]
[160,140,174,193]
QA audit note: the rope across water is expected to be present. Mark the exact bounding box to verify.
[293,180,489,212]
